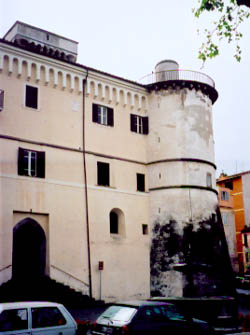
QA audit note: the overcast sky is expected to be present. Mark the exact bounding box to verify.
[1,0,249,177]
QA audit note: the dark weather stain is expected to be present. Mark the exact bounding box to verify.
[150,208,236,297]
[150,219,182,276]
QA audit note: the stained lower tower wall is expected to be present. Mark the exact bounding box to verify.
[147,85,234,297]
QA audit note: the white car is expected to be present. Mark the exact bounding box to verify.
[0,301,77,334]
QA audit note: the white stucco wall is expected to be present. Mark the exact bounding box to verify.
[84,82,150,302]
[0,49,89,293]
[147,89,214,163]
[0,44,151,302]
[1,35,223,301]
[0,140,90,293]
[147,88,217,224]
[147,86,219,296]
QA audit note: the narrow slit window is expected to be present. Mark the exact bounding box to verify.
[206,172,212,188]
[142,224,148,235]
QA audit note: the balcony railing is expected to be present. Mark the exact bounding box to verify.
[140,70,215,88]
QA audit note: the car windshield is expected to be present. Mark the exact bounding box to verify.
[160,305,186,321]
[100,306,137,322]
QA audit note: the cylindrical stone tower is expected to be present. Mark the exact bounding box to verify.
[147,61,234,297]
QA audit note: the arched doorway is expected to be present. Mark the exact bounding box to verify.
[12,218,46,281]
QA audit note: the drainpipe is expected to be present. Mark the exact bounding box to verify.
[82,72,92,298]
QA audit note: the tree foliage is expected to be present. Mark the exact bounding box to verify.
[194,0,250,64]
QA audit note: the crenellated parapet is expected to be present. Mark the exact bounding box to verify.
[0,46,85,93]
[0,46,148,111]
[86,76,148,111]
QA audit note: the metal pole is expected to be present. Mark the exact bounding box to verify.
[99,270,102,301]
[82,75,92,298]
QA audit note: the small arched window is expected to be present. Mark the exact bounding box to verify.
[110,211,118,234]
[109,209,125,237]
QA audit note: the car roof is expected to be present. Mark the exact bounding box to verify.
[0,301,63,312]
[113,300,174,308]
[150,296,235,302]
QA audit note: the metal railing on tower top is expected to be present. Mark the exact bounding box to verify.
[139,70,215,88]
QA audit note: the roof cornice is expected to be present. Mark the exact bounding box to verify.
[0,39,146,90]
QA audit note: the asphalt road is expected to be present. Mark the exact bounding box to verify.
[69,305,108,323]
[69,292,250,333]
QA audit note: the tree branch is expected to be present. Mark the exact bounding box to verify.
[237,0,250,8]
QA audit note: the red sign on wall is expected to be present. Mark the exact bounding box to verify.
[98,261,104,271]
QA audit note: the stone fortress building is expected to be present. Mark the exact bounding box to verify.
[0,22,233,302]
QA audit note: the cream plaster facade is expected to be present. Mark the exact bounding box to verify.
[0,22,231,302]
